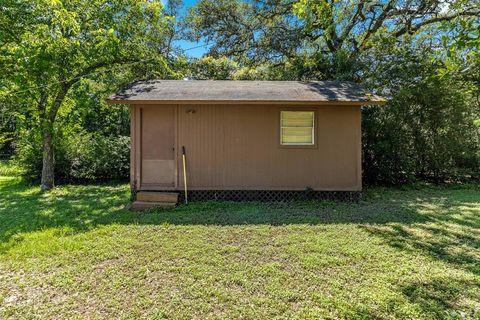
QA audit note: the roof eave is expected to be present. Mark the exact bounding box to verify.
[106,99,387,106]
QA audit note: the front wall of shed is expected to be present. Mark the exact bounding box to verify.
[133,104,361,191]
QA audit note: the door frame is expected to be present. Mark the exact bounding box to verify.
[135,104,178,191]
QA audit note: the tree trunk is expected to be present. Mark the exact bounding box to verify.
[38,85,69,191]
[40,125,54,191]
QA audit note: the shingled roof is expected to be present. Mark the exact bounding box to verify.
[107,80,385,105]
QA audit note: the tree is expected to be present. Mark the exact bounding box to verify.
[293,0,479,53]
[361,45,480,184]
[186,56,239,79]
[0,0,169,190]
[186,0,303,64]
[440,18,480,86]
[186,0,480,63]
[161,0,185,58]
[0,102,16,159]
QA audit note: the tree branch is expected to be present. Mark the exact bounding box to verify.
[48,84,70,122]
[327,0,340,51]
[340,0,367,43]
[393,10,480,38]
[36,91,48,118]
[359,0,396,49]
[66,58,141,88]
[47,58,142,122]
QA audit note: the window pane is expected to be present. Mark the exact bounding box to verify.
[281,111,314,127]
[280,111,314,145]
[281,128,313,144]
[281,118,313,127]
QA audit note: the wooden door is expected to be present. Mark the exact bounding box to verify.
[141,106,175,188]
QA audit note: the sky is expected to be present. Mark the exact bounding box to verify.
[170,0,456,58]
[165,0,209,58]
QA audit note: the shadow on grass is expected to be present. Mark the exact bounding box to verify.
[361,189,480,276]
[0,176,128,249]
[1,175,479,275]
[400,277,480,319]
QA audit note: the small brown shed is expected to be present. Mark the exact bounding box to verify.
[108,80,384,205]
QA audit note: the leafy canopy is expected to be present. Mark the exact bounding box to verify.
[1,0,169,108]
[0,0,170,189]
[186,0,480,63]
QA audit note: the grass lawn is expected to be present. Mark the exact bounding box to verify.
[0,161,479,319]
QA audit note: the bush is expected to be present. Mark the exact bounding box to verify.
[362,47,480,184]
[68,134,130,181]
[15,129,129,183]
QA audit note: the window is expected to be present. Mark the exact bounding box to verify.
[280,111,315,145]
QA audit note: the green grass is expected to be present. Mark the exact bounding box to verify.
[0,160,479,319]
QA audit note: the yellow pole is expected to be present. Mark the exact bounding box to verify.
[182,146,188,205]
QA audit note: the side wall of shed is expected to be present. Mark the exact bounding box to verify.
[176,104,362,191]
[131,104,362,191]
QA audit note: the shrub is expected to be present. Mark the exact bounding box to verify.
[15,130,129,183]
[68,134,130,181]
[362,47,480,184]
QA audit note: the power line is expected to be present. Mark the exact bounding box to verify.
[1,43,211,97]
[183,43,210,51]
[0,70,103,97]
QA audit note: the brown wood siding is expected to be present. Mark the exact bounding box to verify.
[171,104,361,191]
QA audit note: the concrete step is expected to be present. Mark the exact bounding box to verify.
[136,192,179,203]
[131,201,176,211]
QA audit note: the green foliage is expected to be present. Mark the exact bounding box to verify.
[440,18,480,82]
[264,50,361,81]
[184,0,480,185]
[16,129,129,182]
[1,0,169,95]
[0,0,171,188]
[65,77,131,137]
[187,0,480,62]
[362,46,480,184]
[186,56,239,79]
[0,104,16,159]
[68,134,130,181]
[2,0,480,187]
[186,0,303,64]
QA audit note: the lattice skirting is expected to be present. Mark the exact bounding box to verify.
[172,190,362,202]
